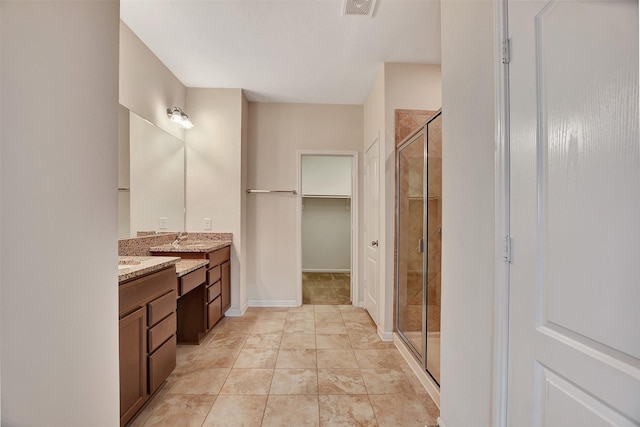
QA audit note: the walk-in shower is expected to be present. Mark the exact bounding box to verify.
[396,110,442,385]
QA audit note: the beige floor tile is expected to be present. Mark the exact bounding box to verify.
[344,321,377,333]
[276,349,318,368]
[315,311,344,323]
[285,320,316,334]
[192,348,240,369]
[340,311,374,323]
[353,350,401,369]
[348,331,395,349]
[206,333,248,349]
[262,395,319,427]
[316,322,347,335]
[316,334,352,349]
[280,333,316,349]
[368,394,437,427]
[142,394,216,427]
[250,321,285,334]
[175,344,206,371]
[128,382,173,427]
[220,368,274,395]
[169,367,230,395]
[318,369,367,395]
[270,368,318,394]
[243,333,283,349]
[201,394,267,427]
[360,368,414,394]
[287,311,316,322]
[316,349,358,369]
[253,311,289,321]
[220,321,255,334]
[339,305,363,313]
[319,395,378,427]
[233,348,278,368]
[288,304,316,312]
[314,305,342,313]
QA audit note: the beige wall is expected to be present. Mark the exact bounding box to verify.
[247,103,363,305]
[185,88,246,314]
[440,1,496,426]
[363,63,441,336]
[302,198,352,271]
[1,2,120,425]
[119,21,186,139]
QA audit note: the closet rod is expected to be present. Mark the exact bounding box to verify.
[247,189,297,195]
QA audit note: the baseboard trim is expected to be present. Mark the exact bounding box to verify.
[437,417,446,427]
[393,332,440,408]
[302,269,350,273]
[248,300,298,308]
[225,303,248,317]
[377,326,393,342]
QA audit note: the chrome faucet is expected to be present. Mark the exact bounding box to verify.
[171,231,187,248]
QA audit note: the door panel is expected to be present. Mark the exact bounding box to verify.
[396,130,426,359]
[508,0,640,424]
[365,139,379,324]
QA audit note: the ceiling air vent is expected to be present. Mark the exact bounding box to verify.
[343,0,377,17]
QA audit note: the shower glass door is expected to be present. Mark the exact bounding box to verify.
[396,129,426,359]
[396,111,442,385]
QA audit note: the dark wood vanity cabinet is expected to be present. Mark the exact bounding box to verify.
[119,267,177,427]
[154,245,231,340]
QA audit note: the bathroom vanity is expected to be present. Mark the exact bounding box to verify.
[118,256,179,427]
[151,240,232,343]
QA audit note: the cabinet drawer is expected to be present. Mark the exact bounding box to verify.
[207,265,221,285]
[208,282,221,303]
[208,246,230,268]
[179,267,206,296]
[207,296,222,330]
[148,335,176,394]
[148,291,176,327]
[119,267,175,317]
[148,312,176,353]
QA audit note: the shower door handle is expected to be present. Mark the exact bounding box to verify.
[418,239,424,253]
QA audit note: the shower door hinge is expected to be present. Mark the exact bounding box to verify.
[502,38,511,64]
[503,236,512,263]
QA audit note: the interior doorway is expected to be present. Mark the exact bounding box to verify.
[297,151,359,306]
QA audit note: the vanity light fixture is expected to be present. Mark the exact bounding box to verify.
[166,107,194,130]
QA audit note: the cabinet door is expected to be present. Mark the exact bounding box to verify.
[221,261,231,312]
[119,307,147,426]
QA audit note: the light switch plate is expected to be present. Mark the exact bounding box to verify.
[159,217,168,229]
[203,217,212,230]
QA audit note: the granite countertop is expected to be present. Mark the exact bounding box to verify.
[149,240,232,253]
[118,256,180,284]
[175,259,209,277]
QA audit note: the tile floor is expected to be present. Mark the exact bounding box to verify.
[302,273,351,305]
[130,305,439,427]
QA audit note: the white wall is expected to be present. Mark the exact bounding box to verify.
[439,1,496,426]
[1,2,120,425]
[247,103,363,305]
[185,88,246,314]
[119,21,186,140]
[302,198,352,271]
[301,155,352,196]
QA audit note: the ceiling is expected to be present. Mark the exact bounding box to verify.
[121,0,441,105]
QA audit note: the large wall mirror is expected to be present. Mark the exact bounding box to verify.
[118,105,185,238]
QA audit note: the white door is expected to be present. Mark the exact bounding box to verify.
[508,0,639,425]
[364,139,379,324]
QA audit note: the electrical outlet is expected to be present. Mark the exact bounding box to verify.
[203,217,212,230]
[159,217,168,230]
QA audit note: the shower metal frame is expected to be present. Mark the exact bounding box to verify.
[395,109,442,386]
